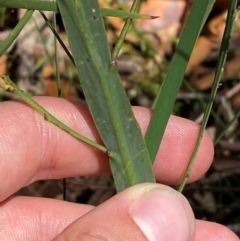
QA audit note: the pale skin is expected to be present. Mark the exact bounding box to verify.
[0,97,239,241]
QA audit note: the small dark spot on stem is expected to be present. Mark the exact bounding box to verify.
[86,58,90,63]
[107,150,112,157]
[43,113,48,121]
[6,86,14,92]
[92,15,97,20]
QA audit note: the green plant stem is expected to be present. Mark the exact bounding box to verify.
[112,0,142,61]
[178,0,238,192]
[0,10,34,56]
[53,12,61,97]
[101,8,157,20]
[214,109,240,145]
[33,16,52,62]
[40,11,75,65]
[183,80,227,128]
[0,0,155,20]
[0,75,107,154]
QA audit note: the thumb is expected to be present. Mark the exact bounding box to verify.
[53,183,195,241]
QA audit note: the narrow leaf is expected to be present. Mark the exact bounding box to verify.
[0,10,34,56]
[145,0,216,163]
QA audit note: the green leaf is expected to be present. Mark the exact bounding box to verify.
[0,10,34,56]
[145,0,216,163]
[56,0,155,192]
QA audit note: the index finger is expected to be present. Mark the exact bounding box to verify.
[0,97,214,201]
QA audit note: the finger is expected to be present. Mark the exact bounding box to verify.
[0,97,214,200]
[0,196,93,241]
[1,184,194,241]
[195,220,239,241]
[152,113,213,184]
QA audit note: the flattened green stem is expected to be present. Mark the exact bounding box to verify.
[0,10,34,56]
[0,75,107,154]
[178,0,237,192]
[0,0,155,20]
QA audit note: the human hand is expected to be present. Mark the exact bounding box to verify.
[0,97,238,240]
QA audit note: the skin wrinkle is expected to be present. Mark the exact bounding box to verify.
[69,102,97,138]
[0,139,11,182]
[0,105,40,198]
[43,99,100,143]
[24,106,49,182]
[39,126,61,180]
[31,107,57,180]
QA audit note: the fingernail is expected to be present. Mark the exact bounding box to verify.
[129,187,193,241]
